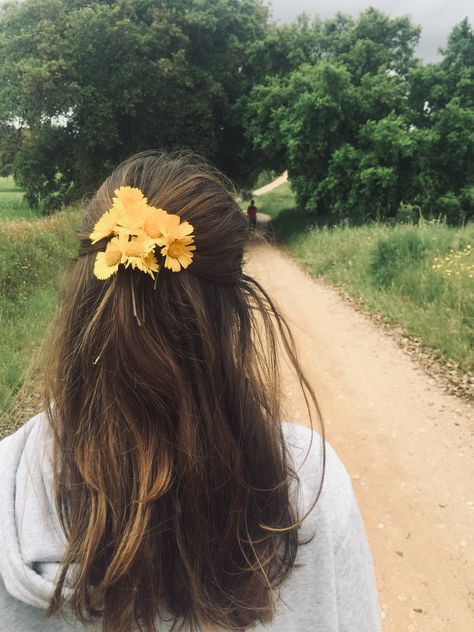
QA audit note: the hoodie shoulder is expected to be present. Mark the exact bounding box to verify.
[0,574,85,632]
[281,421,357,545]
[0,413,47,459]
[0,411,66,612]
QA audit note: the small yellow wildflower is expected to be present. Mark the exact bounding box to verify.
[161,239,196,272]
[90,187,150,243]
[93,237,122,279]
[90,208,119,244]
[112,186,150,234]
[153,213,196,272]
[119,233,159,278]
[93,234,159,280]
[142,206,169,239]
[431,244,474,279]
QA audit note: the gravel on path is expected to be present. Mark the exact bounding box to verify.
[246,243,474,632]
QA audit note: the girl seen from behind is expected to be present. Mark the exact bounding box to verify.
[0,152,381,631]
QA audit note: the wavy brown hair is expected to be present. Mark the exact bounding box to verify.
[45,152,325,631]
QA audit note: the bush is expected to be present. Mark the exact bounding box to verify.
[394,202,419,224]
[369,229,427,288]
[436,192,464,226]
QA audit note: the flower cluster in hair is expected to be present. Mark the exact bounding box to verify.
[90,186,196,280]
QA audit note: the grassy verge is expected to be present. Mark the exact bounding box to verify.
[0,175,40,221]
[0,210,80,433]
[260,184,474,375]
[252,181,295,218]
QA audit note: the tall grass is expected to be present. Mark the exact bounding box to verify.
[262,184,474,374]
[0,175,39,221]
[0,210,80,427]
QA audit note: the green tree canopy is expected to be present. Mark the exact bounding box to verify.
[0,0,269,210]
[245,8,474,224]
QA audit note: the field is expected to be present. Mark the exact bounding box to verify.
[256,183,474,375]
[0,194,80,433]
[0,175,40,221]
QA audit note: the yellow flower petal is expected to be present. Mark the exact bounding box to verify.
[158,213,181,236]
[177,221,194,237]
[112,187,150,234]
[116,233,159,278]
[117,233,155,259]
[178,247,196,265]
[93,251,120,279]
[161,240,195,272]
[164,254,182,272]
[143,207,169,239]
[112,186,147,211]
[90,209,119,244]
[104,237,122,266]
[124,251,159,278]
[139,251,160,278]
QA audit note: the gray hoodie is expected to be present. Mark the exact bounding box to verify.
[0,413,381,631]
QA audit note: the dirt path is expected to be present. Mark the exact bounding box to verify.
[253,171,288,196]
[245,243,474,632]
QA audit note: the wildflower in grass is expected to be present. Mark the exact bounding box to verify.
[431,245,474,279]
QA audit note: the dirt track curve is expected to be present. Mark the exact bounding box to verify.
[245,243,474,632]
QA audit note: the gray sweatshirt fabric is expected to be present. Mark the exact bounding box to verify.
[0,412,381,631]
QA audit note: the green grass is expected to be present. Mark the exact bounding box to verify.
[240,181,294,216]
[0,175,39,221]
[0,209,80,428]
[260,183,474,374]
[252,181,295,218]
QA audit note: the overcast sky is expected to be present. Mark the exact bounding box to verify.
[268,1,474,61]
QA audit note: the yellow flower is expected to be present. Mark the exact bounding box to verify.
[142,206,169,239]
[112,186,147,211]
[119,233,159,278]
[92,233,159,280]
[90,208,119,244]
[93,237,123,279]
[90,187,151,244]
[89,186,196,279]
[161,239,196,272]
[153,213,196,272]
[112,186,150,234]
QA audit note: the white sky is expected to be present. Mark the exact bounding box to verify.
[267,1,474,61]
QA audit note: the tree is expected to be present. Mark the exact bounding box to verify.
[245,9,474,224]
[245,9,418,221]
[0,125,25,177]
[406,19,474,221]
[0,0,269,211]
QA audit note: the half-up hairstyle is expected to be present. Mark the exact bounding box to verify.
[45,151,325,631]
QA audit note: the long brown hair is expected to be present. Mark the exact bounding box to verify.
[45,152,325,631]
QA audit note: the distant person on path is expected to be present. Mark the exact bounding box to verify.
[247,198,257,228]
[0,152,381,632]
